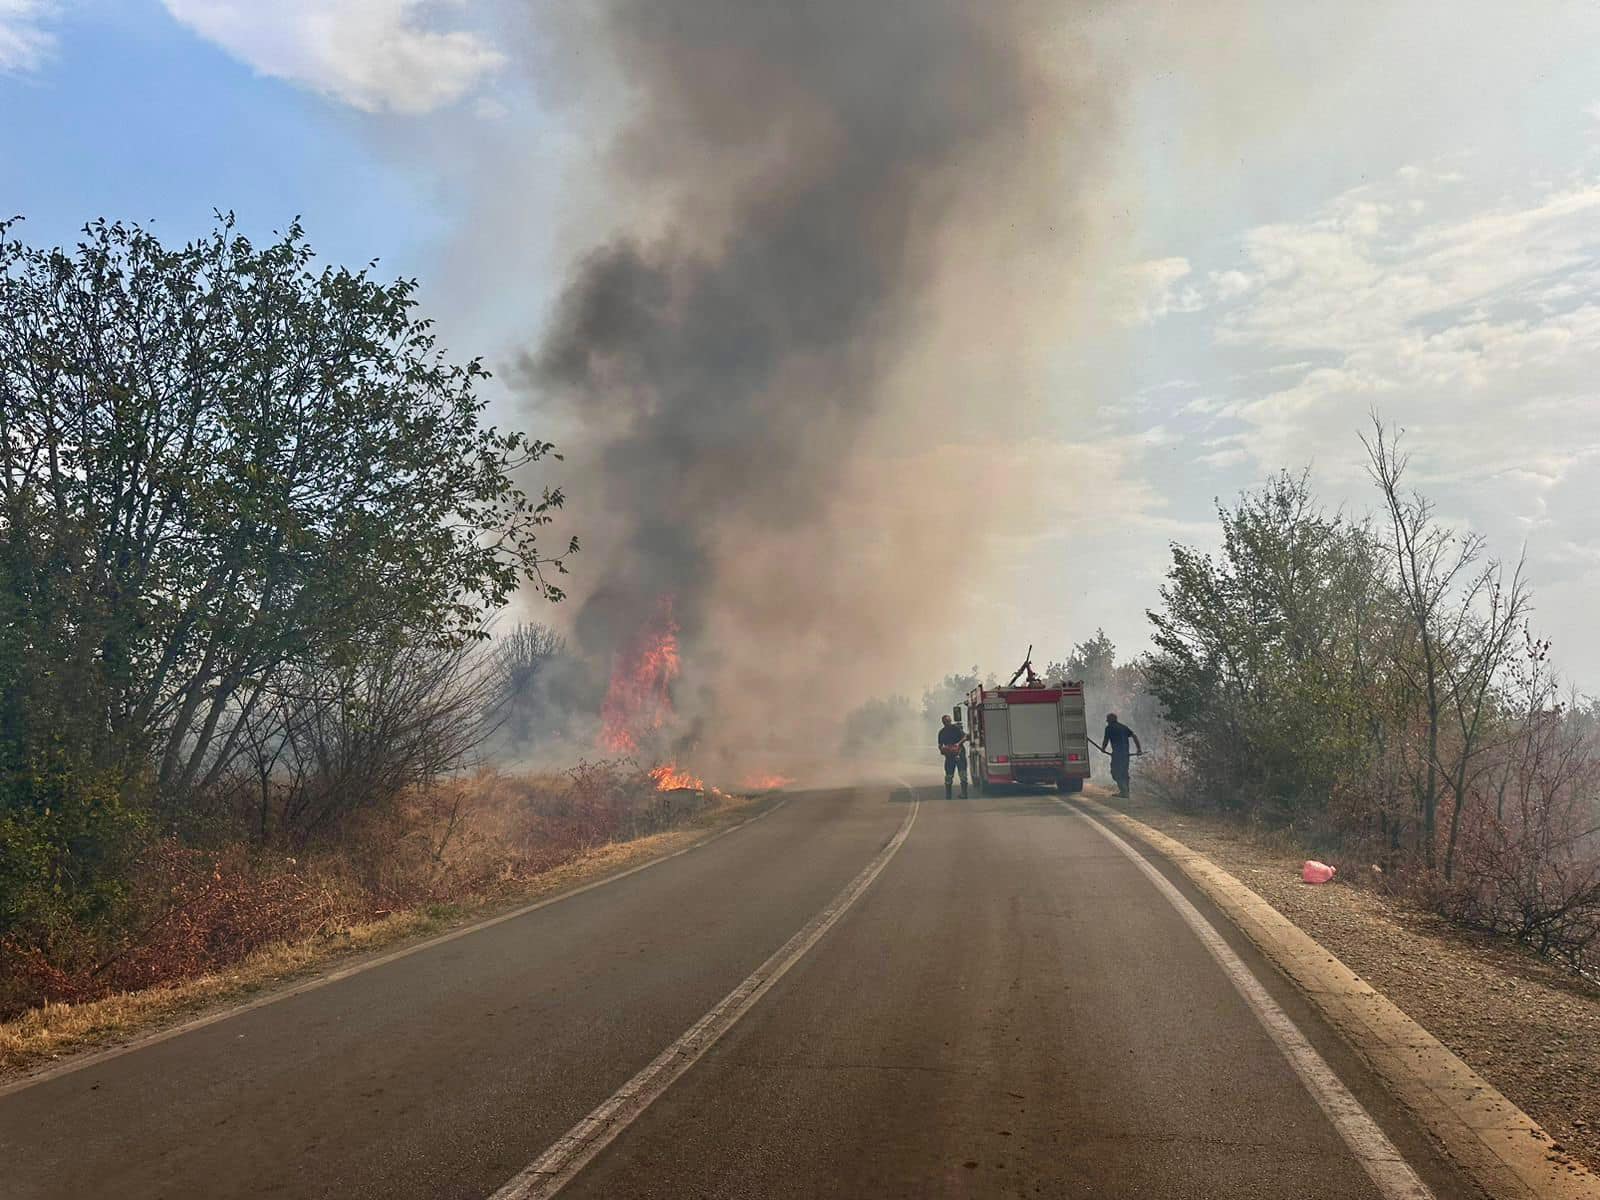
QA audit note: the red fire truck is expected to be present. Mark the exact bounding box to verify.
[963,654,1092,794]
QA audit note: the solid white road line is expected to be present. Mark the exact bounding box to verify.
[491,793,922,1200]
[1069,804,1435,1200]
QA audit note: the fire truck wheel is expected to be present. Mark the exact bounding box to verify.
[1057,777,1083,794]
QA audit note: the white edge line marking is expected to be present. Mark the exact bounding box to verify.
[1067,802,1434,1200]
[0,795,790,1098]
[491,791,922,1200]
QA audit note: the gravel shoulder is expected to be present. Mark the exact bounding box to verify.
[1112,787,1600,1175]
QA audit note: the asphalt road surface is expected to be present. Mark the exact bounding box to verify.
[1,784,1477,1198]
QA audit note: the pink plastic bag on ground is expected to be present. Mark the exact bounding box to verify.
[1301,860,1336,884]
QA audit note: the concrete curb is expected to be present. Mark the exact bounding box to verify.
[1080,796,1599,1200]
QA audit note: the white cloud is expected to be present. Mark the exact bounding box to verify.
[1117,257,1201,324]
[1196,446,1250,469]
[1217,173,1600,358]
[1207,166,1600,494]
[1137,155,1600,677]
[1209,268,1256,303]
[0,0,56,73]
[161,0,505,114]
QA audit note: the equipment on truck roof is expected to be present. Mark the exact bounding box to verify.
[1007,645,1044,688]
[962,650,1093,795]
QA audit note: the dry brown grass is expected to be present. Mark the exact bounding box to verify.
[0,909,437,1076]
[0,773,760,1080]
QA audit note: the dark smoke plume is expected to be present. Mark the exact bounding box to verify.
[527,0,1114,773]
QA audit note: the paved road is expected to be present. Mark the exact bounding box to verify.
[1,785,1473,1198]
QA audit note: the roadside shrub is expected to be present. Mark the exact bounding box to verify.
[1420,707,1600,972]
[0,213,574,1012]
[1433,815,1600,971]
[488,759,703,859]
[0,755,146,957]
[0,839,334,1014]
[0,760,714,1017]
[91,843,329,999]
[1138,750,1202,813]
[1147,471,1388,824]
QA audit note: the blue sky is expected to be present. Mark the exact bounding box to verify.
[1,2,443,274]
[7,1,1600,692]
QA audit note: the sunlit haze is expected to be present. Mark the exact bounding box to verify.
[6,1,1600,691]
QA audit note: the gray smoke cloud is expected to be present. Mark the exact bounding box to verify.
[522,0,1122,776]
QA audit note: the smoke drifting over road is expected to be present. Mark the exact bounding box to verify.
[525,1,1116,774]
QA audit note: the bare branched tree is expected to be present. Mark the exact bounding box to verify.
[486,623,569,747]
[231,637,499,846]
[1363,414,1532,877]
[1449,644,1600,968]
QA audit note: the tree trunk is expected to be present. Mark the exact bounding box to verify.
[1423,676,1439,870]
[1444,777,1466,882]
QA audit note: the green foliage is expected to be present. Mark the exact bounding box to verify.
[1144,436,1550,902]
[1045,628,1117,687]
[0,213,572,794]
[1043,629,1161,735]
[0,213,572,946]
[0,748,144,945]
[1145,470,1389,819]
[921,668,981,725]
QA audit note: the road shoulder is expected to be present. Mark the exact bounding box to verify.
[0,790,783,1091]
[1078,793,1600,1200]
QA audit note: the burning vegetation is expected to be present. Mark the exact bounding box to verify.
[595,599,712,792]
[598,599,682,756]
[648,763,706,792]
[527,0,1102,773]
[739,773,796,792]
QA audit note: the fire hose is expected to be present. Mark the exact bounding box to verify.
[1088,743,1145,758]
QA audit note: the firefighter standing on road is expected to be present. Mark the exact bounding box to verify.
[1100,713,1142,799]
[938,714,968,799]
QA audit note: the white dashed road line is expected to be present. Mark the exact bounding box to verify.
[491,792,921,1200]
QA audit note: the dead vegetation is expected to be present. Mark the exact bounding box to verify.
[0,761,749,1070]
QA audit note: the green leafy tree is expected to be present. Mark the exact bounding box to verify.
[1046,630,1161,743]
[1146,470,1387,817]
[0,215,574,937]
[1046,629,1117,689]
[921,668,982,725]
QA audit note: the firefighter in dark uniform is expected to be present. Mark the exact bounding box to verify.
[938,714,968,799]
[1100,713,1142,798]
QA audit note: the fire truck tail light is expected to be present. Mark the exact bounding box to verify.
[1067,753,1081,762]
[993,755,1009,764]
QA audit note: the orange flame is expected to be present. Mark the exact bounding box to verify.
[740,773,794,791]
[650,762,704,791]
[599,600,680,754]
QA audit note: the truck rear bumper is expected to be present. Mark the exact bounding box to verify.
[992,760,1090,785]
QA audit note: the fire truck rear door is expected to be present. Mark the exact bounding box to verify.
[1008,702,1061,759]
